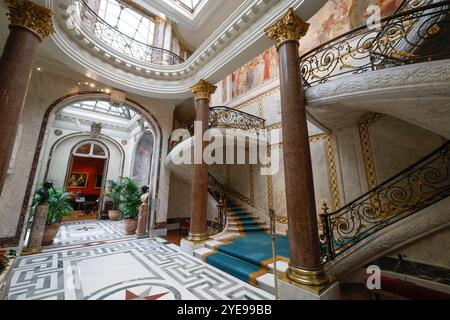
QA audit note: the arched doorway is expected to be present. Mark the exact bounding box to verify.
[65,141,108,221]
[20,93,163,248]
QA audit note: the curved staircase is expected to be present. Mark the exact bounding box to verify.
[226,201,268,233]
[194,201,288,294]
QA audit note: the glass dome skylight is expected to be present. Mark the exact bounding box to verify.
[172,0,203,13]
[70,100,137,120]
[78,0,184,65]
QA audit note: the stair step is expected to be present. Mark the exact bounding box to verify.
[203,251,266,285]
[228,215,256,221]
[204,240,224,249]
[228,210,252,216]
[228,220,266,227]
[228,225,269,232]
[194,247,214,259]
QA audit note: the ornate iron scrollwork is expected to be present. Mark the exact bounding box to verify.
[300,0,450,87]
[168,106,266,152]
[77,0,184,65]
[320,141,450,263]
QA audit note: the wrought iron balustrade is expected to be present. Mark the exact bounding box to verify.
[77,0,185,65]
[209,106,266,131]
[300,0,450,88]
[319,141,450,263]
[168,107,265,152]
[208,174,228,235]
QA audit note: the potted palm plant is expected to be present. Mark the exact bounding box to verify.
[119,177,141,234]
[31,188,73,245]
[106,179,123,221]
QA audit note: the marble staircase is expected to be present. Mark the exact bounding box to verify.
[226,201,269,233]
[194,201,288,294]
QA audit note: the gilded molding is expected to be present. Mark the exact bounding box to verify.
[266,145,274,210]
[267,133,341,213]
[191,79,217,101]
[264,8,309,49]
[359,113,385,189]
[249,165,255,207]
[5,0,54,41]
[324,135,341,210]
[235,87,279,112]
[275,215,288,224]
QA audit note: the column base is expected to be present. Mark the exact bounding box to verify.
[21,247,43,256]
[186,232,209,242]
[278,273,340,300]
[180,235,209,256]
[286,265,329,286]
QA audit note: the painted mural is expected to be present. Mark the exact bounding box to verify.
[132,131,154,188]
[225,0,404,100]
[231,46,279,99]
[301,0,403,56]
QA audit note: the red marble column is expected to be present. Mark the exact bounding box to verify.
[0,0,54,196]
[265,8,328,286]
[187,80,216,242]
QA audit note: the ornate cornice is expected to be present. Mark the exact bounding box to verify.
[5,0,54,41]
[264,8,309,49]
[191,79,217,101]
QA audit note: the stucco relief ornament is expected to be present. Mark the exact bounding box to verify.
[5,0,54,41]
[191,79,217,101]
[264,8,309,49]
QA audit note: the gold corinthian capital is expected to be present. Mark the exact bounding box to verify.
[191,79,217,101]
[5,0,54,41]
[264,8,309,49]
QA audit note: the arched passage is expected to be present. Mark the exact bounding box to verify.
[17,92,164,246]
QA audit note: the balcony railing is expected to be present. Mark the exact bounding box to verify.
[77,0,185,65]
[300,0,450,87]
[168,106,265,151]
[319,141,450,263]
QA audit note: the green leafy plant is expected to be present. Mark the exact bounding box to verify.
[28,187,73,226]
[46,189,73,225]
[106,179,123,210]
[119,177,141,219]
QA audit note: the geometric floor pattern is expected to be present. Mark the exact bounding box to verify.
[7,238,274,300]
[49,220,132,247]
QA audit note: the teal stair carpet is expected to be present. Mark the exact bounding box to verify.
[202,200,290,286]
[227,201,268,232]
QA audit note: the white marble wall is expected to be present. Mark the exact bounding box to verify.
[369,116,445,184]
[390,228,450,268]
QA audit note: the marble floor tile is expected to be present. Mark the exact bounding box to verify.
[8,238,274,300]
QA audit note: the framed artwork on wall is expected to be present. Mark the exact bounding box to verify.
[95,174,103,189]
[67,172,88,188]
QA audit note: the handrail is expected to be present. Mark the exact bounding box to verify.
[300,0,450,87]
[207,174,228,235]
[168,106,266,152]
[319,141,450,263]
[78,0,185,65]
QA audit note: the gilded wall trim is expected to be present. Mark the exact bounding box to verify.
[265,133,341,215]
[359,113,385,190]
[249,165,255,206]
[235,87,280,118]
[266,146,274,210]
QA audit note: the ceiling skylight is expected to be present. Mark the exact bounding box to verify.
[95,0,155,46]
[171,0,203,13]
[69,100,137,120]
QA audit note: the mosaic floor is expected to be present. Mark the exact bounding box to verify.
[8,238,274,300]
[49,220,133,248]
